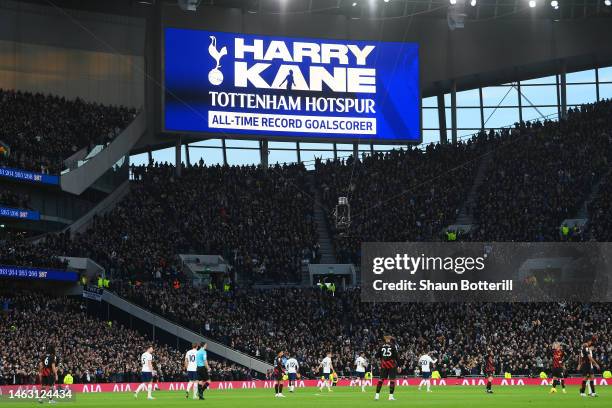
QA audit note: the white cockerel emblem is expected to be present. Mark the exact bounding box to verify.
[208,36,227,86]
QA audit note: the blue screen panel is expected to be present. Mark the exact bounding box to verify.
[0,265,78,282]
[164,28,420,143]
[0,206,40,221]
[0,167,59,185]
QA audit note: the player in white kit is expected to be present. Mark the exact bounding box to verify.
[134,345,155,400]
[354,352,368,392]
[417,352,437,392]
[184,343,199,399]
[318,352,334,392]
[285,355,299,392]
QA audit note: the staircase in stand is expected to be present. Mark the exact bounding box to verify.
[575,167,612,219]
[303,173,337,285]
[454,150,494,225]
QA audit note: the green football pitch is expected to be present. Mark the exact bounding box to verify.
[63,386,607,408]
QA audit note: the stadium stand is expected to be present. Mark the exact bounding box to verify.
[1,98,612,385]
[0,232,68,270]
[0,291,256,385]
[44,162,318,283]
[3,100,609,283]
[115,282,611,379]
[588,170,612,241]
[472,101,612,242]
[314,139,486,263]
[0,190,30,209]
[2,1,612,403]
[0,89,136,174]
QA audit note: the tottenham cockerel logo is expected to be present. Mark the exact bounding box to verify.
[208,36,227,86]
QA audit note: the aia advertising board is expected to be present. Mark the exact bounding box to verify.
[0,378,608,395]
[163,28,420,143]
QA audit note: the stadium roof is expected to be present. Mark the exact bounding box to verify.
[14,0,612,21]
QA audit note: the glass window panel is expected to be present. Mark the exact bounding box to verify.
[335,143,355,155]
[445,108,452,130]
[422,96,437,108]
[521,75,557,85]
[422,107,438,129]
[225,139,258,148]
[373,144,394,151]
[300,143,335,169]
[566,84,597,106]
[598,67,612,83]
[456,88,480,107]
[151,147,175,165]
[190,139,222,147]
[567,69,596,84]
[458,128,479,141]
[422,129,440,145]
[521,106,559,123]
[269,141,298,149]
[224,139,260,166]
[189,146,224,166]
[520,85,558,107]
[600,84,612,100]
[483,107,519,129]
[226,147,260,166]
[482,85,519,107]
[269,141,297,165]
[130,152,148,167]
[457,108,482,130]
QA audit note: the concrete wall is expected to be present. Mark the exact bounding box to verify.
[0,0,145,108]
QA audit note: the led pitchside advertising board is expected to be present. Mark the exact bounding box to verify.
[163,28,420,143]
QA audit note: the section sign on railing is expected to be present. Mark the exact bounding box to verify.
[0,265,78,282]
[0,206,40,220]
[0,166,59,185]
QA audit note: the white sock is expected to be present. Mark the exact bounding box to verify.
[186,382,192,392]
[418,380,424,388]
[147,384,152,398]
[426,380,431,391]
[135,383,145,394]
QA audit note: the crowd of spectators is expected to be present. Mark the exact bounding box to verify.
[0,232,68,270]
[116,282,611,379]
[0,88,136,174]
[4,100,612,282]
[0,291,256,385]
[43,162,318,283]
[0,190,30,209]
[587,169,612,241]
[471,101,612,242]
[314,140,486,263]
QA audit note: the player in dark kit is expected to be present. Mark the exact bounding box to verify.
[484,351,495,394]
[38,345,58,403]
[549,342,567,394]
[273,351,286,398]
[374,335,399,401]
[577,336,600,397]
